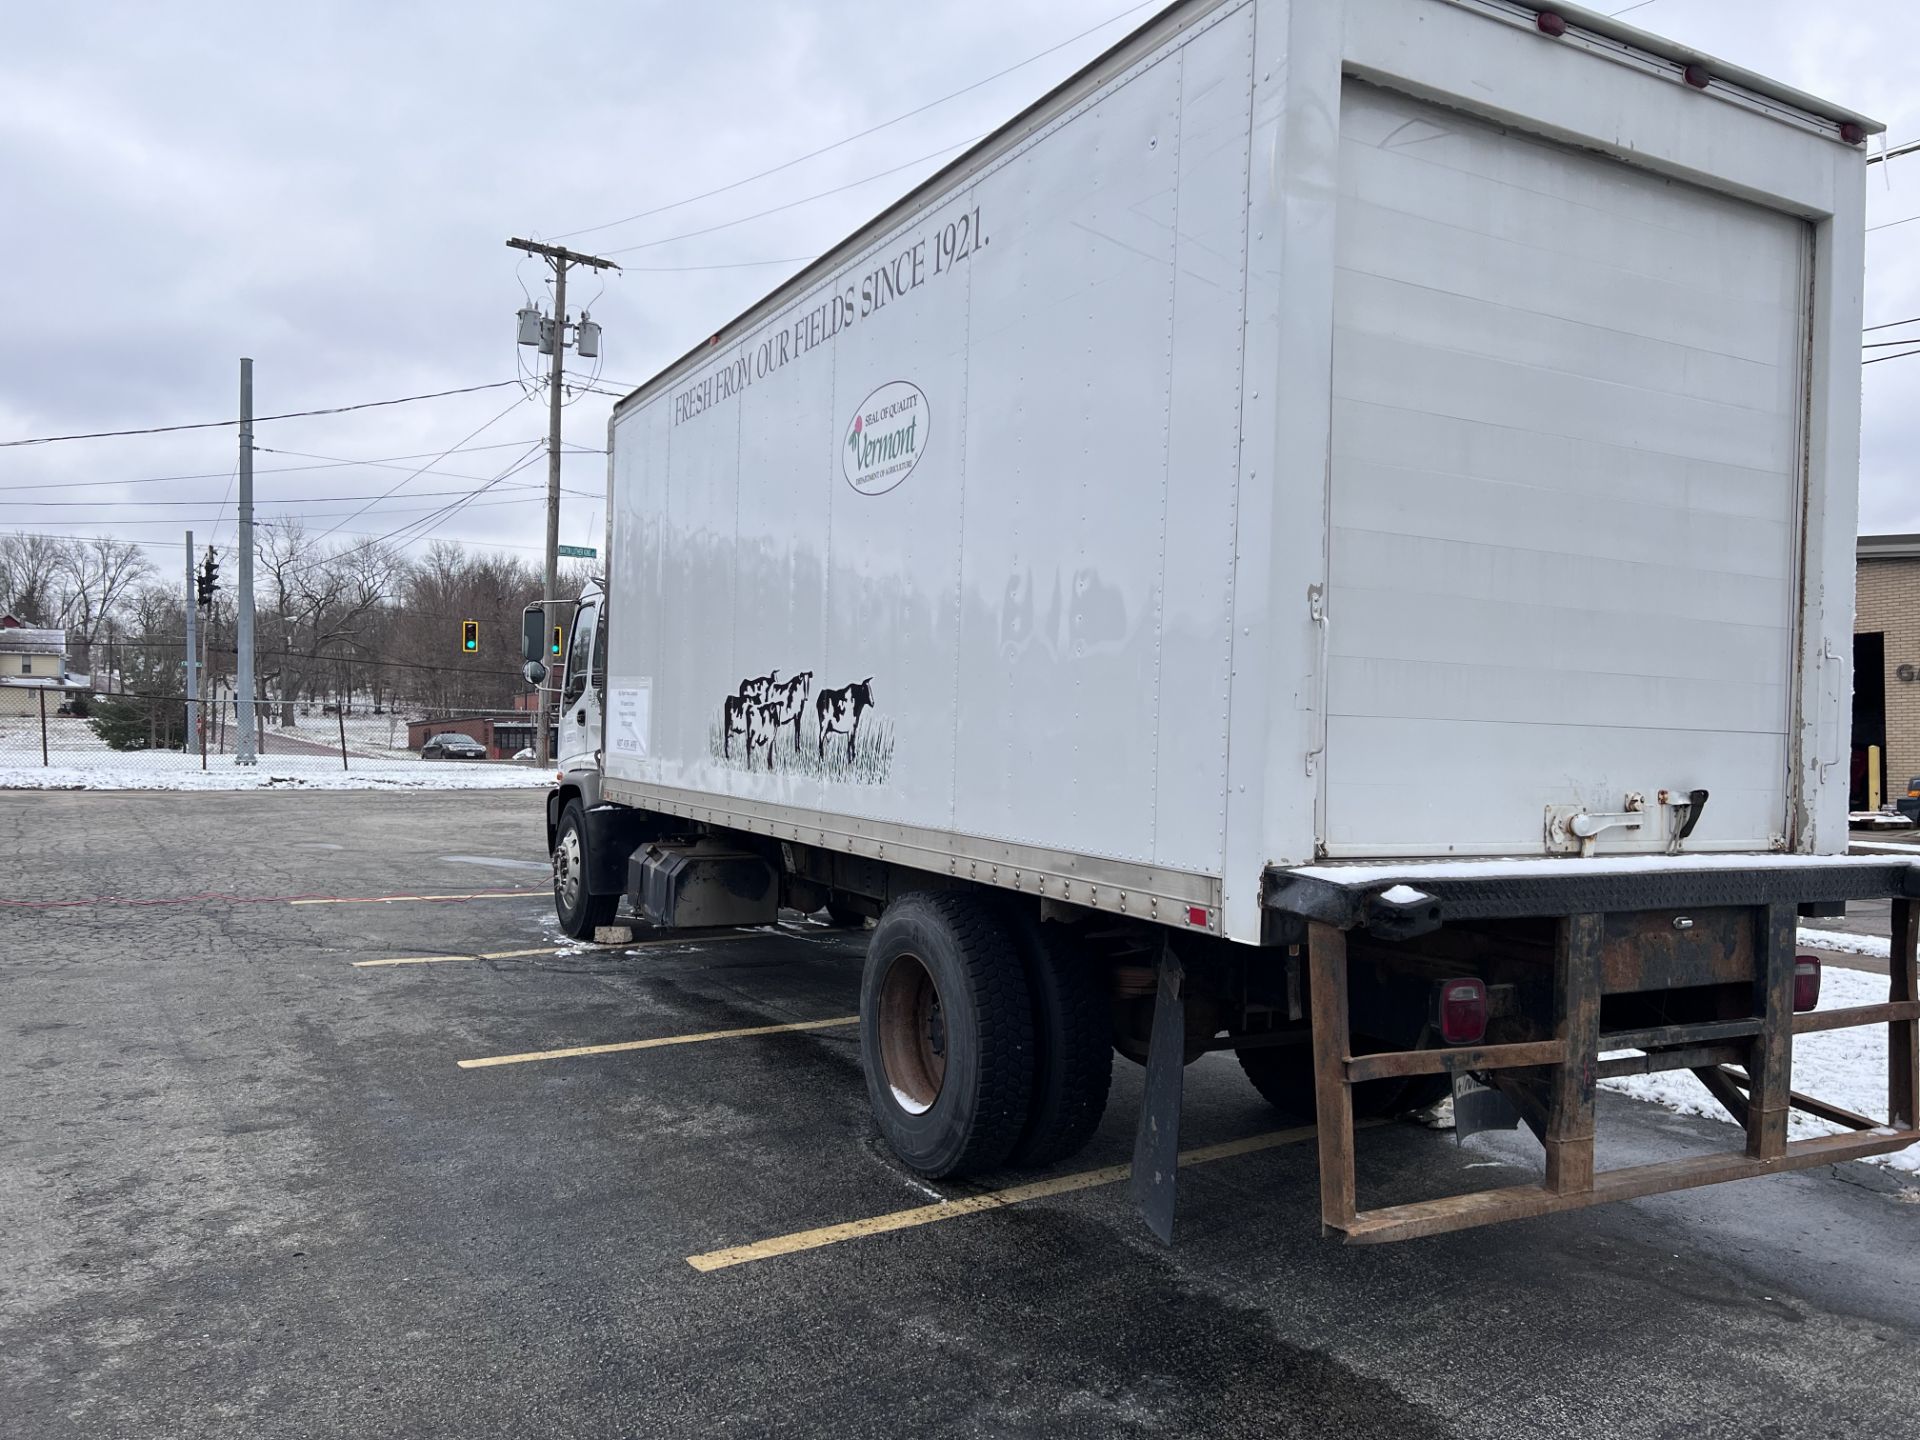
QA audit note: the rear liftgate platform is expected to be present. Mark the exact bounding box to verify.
[1137,856,1920,1245]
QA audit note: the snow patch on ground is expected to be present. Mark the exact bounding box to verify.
[1796,927,1893,960]
[0,754,549,792]
[1602,963,1916,1172]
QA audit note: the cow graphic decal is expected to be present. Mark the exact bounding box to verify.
[711,669,889,783]
[816,678,874,761]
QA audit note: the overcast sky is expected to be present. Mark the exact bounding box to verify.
[3,0,1917,584]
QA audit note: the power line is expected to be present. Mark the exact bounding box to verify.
[0,481,602,509]
[1864,315,1920,332]
[1867,138,1920,166]
[308,392,537,546]
[1864,347,1920,366]
[550,1,1158,243]
[1867,213,1920,233]
[0,379,526,450]
[0,438,558,494]
[0,492,556,526]
[619,257,818,272]
[601,137,982,257]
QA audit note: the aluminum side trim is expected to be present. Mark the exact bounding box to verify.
[602,778,1226,932]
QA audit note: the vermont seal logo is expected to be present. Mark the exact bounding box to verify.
[842,380,928,495]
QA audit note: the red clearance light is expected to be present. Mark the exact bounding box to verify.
[1683,63,1710,89]
[1535,11,1567,37]
[1437,978,1488,1046]
[1841,121,1867,146]
[1793,955,1821,1013]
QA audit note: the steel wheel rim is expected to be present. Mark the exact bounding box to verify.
[555,826,583,913]
[877,951,946,1115]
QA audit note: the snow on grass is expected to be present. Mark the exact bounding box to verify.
[1602,963,1916,1172]
[1796,927,1893,960]
[0,751,549,792]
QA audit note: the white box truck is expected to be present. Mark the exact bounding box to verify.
[529,0,1919,1241]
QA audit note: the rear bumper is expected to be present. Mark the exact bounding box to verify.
[1263,855,1920,1243]
[1264,853,1920,938]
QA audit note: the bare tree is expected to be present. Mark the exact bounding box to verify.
[51,536,154,678]
[256,521,403,724]
[0,532,69,625]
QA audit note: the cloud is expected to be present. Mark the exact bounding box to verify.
[1,0,1913,565]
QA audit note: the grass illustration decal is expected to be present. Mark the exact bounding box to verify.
[708,712,894,785]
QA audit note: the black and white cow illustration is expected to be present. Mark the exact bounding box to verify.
[723,669,783,758]
[762,671,813,750]
[816,678,875,760]
[738,668,779,704]
[743,700,782,772]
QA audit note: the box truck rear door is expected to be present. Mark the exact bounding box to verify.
[1320,83,1808,858]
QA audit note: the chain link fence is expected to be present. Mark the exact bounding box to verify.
[0,685,553,790]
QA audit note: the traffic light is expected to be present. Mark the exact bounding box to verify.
[551,625,563,657]
[196,551,219,606]
[461,619,479,653]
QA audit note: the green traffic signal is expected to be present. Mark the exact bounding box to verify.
[551,625,563,657]
[461,620,479,653]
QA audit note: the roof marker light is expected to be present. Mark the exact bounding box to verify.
[1683,63,1710,89]
[1535,11,1567,37]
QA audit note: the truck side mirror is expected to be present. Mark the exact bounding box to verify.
[521,604,545,663]
[522,660,548,687]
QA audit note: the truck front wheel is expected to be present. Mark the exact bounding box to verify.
[861,891,1035,1178]
[552,799,620,940]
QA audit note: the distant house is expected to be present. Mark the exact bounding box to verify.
[0,623,79,717]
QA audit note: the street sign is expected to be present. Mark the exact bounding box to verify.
[557,544,597,559]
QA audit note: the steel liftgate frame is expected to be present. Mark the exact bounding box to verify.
[1265,862,1920,1243]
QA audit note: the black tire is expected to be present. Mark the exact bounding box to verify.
[1004,913,1111,1168]
[1237,1037,1450,1120]
[861,891,1035,1178]
[552,799,619,940]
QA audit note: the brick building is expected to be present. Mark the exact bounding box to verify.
[404,713,549,760]
[1854,534,1920,811]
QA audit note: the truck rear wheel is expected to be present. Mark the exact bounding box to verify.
[553,799,619,940]
[1004,914,1111,1168]
[1237,1037,1449,1120]
[861,891,1034,1178]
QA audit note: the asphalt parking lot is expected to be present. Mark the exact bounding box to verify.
[4,791,1918,1439]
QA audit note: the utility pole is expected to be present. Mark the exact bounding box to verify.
[235,357,258,764]
[184,530,198,751]
[505,236,618,767]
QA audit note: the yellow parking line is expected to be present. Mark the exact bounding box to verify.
[292,890,542,906]
[457,1014,859,1069]
[353,932,764,969]
[354,946,568,969]
[685,1123,1324,1272]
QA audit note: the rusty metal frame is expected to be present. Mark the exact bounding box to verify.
[1305,899,1920,1244]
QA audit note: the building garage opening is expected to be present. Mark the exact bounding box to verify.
[1852,631,1885,812]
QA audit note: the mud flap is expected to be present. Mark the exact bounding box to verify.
[1451,1073,1521,1144]
[1130,942,1185,1244]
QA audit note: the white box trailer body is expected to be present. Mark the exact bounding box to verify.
[557,0,1920,1243]
[601,0,1873,949]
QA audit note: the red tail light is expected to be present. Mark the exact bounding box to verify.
[1437,978,1488,1045]
[1793,955,1821,1013]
